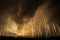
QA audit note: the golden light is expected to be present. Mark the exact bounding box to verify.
[4,16,35,37]
[0,4,60,37]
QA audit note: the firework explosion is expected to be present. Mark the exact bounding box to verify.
[0,0,60,38]
[0,6,59,38]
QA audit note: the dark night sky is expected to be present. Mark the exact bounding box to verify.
[0,0,43,15]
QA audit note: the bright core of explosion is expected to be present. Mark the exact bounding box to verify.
[5,16,35,37]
